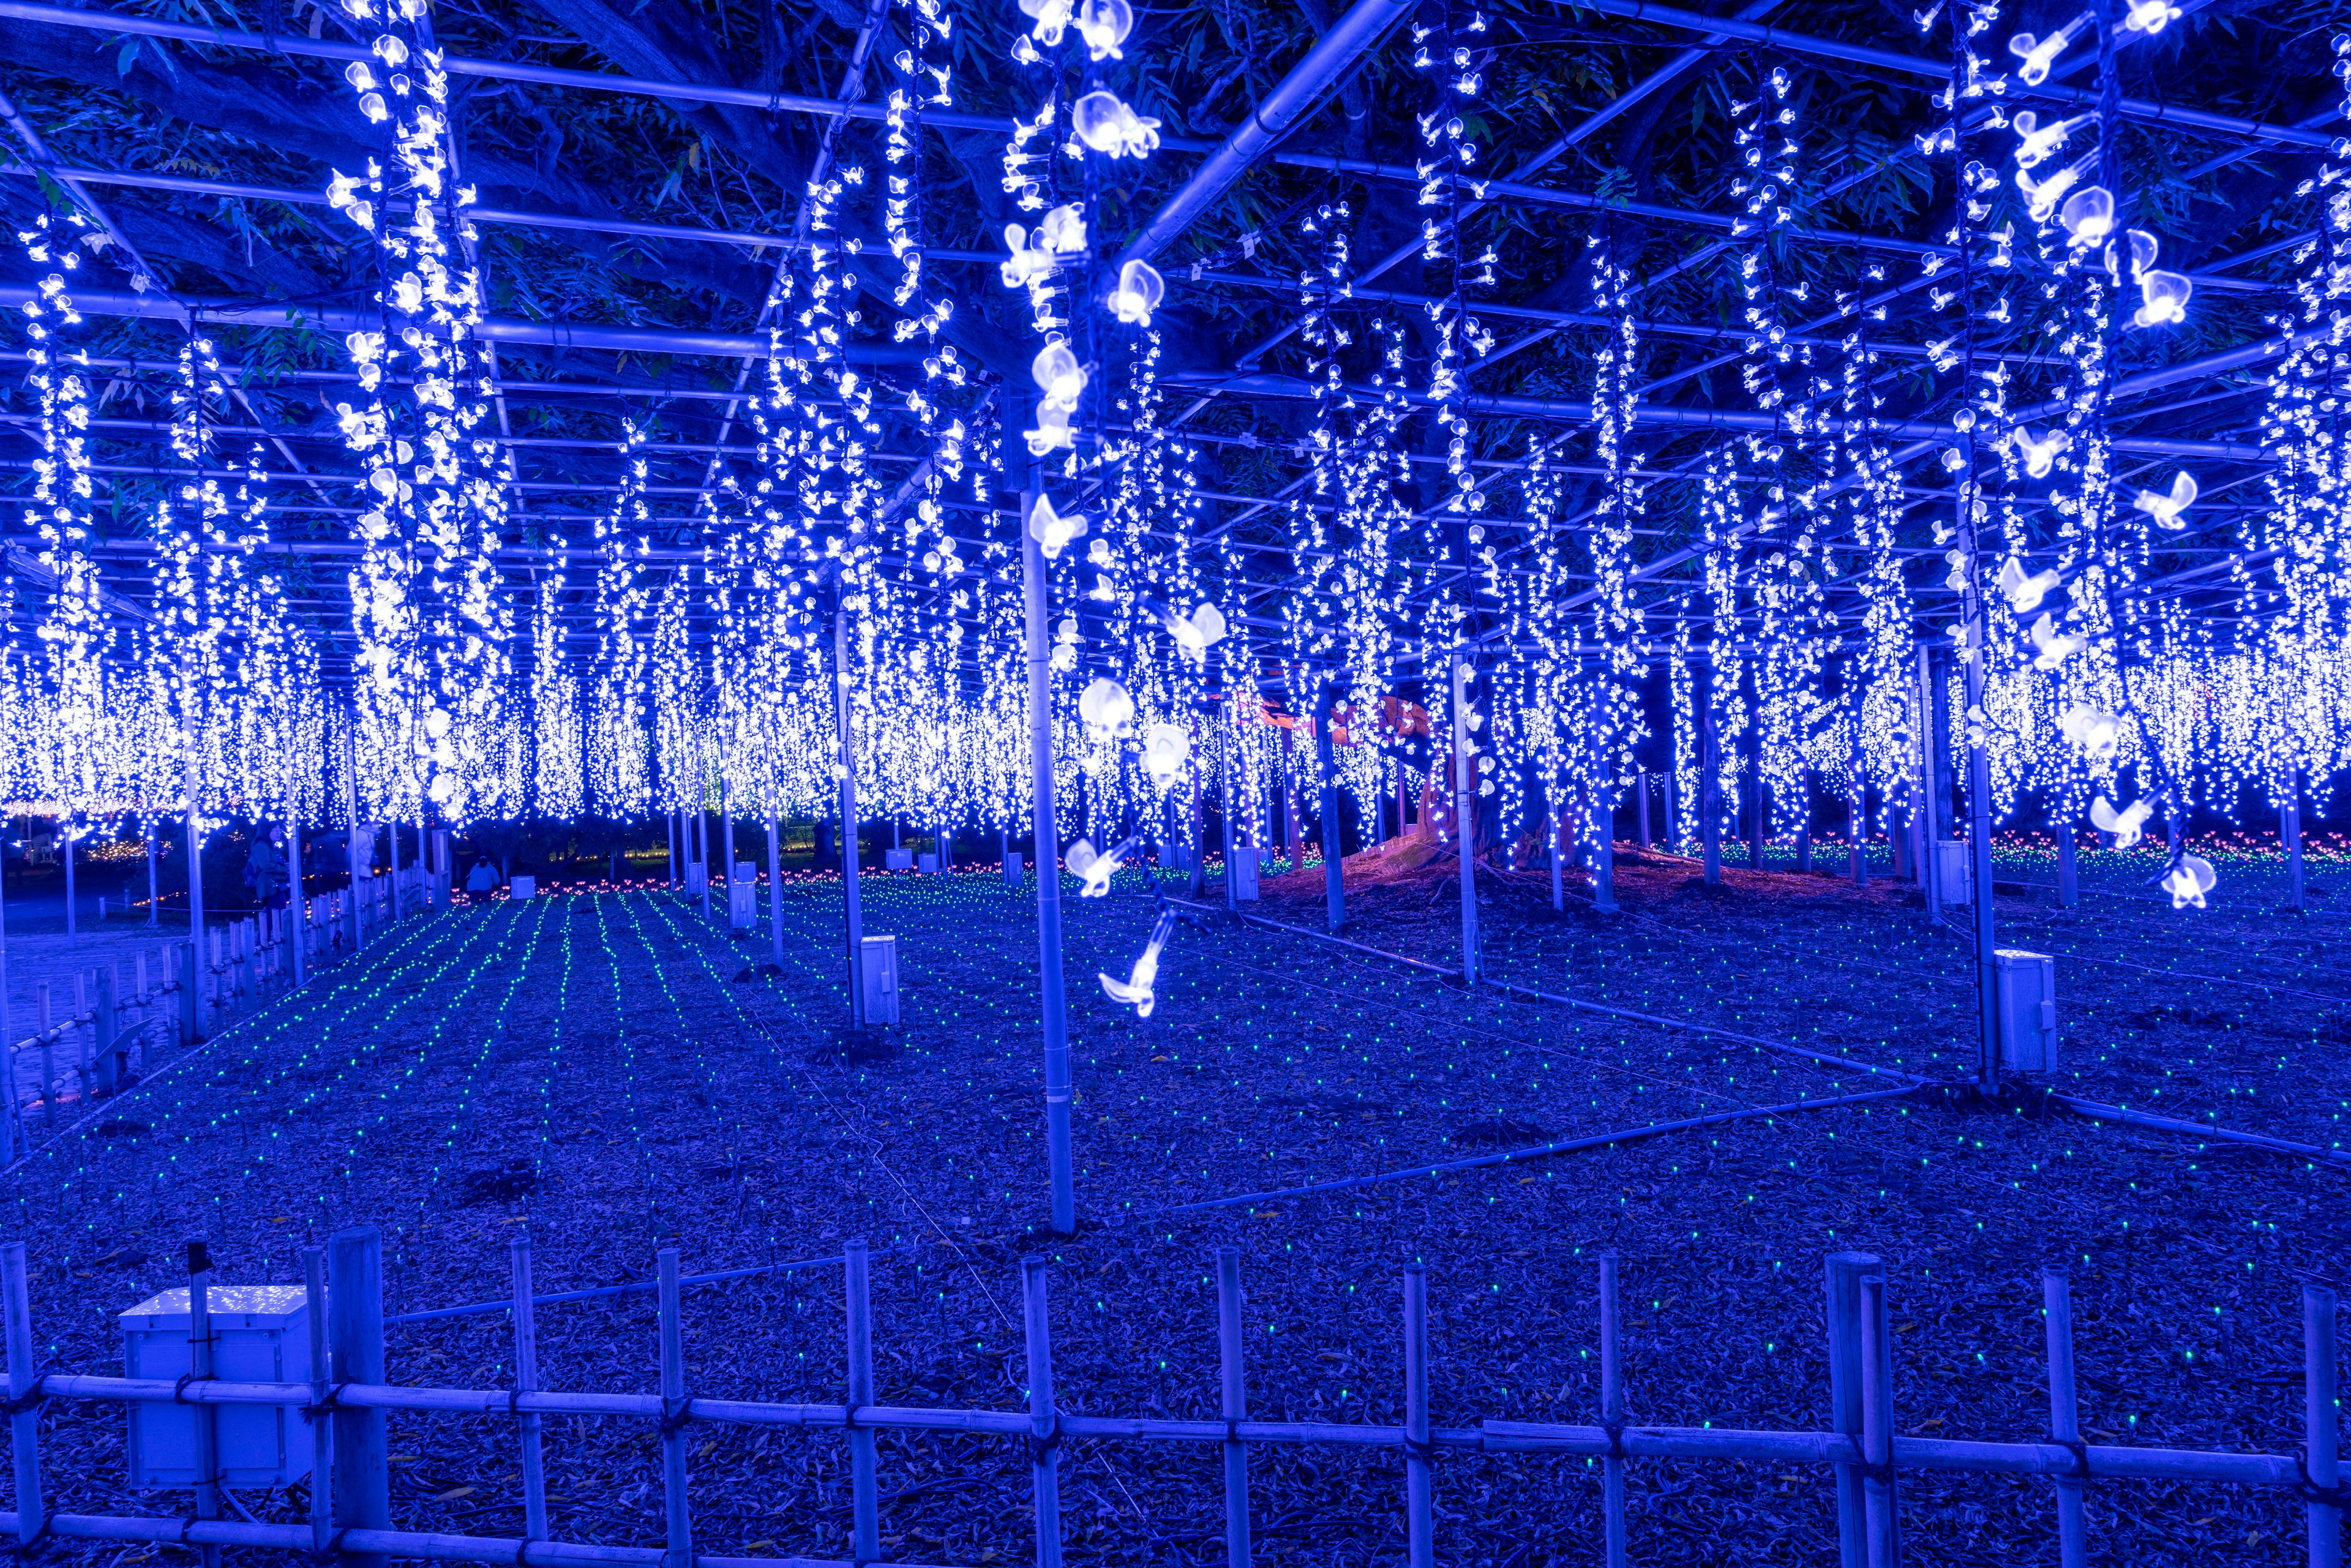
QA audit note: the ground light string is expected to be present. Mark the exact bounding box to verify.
[0,894,465,1181]
[634,885,1015,1333]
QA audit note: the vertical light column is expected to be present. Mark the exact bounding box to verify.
[1317,680,1344,931]
[833,601,866,1027]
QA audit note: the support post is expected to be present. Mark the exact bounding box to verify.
[146,827,159,926]
[2,1242,43,1553]
[302,1248,329,1553]
[185,752,208,951]
[1599,1251,1627,1568]
[1796,766,1813,872]
[1402,1262,1435,1568]
[328,1225,391,1568]
[834,603,867,1029]
[1824,1252,1879,1568]
[62,816,76,940]
[1021,1258,1064,1568]
[288,820,307,988]
[511,1237,548,1542]
[1701,690,1722,885]
[179,940,202,1046]
[2055,806,2079,908]
[697,786,713,923]
[0,871,12,1166]
[1549,792,1564,913]
[1215,1247,1250,1568]
[655,1250,693,1568]
[1316,681,1343,932]
[766,808,785,973]
[1220,716,1237,912]
[2309,1282,2341,1568]
[844,1240,880,1563]
[1857,1272,1899,1568]
[342,726,364,953]
[2284,770,2308,914]
[721,773,738,918]
[2042,1269,2089,1568]
[1451,654,1479,985]
[1188,724,1206,900]
[1635,771,1651,849]
[187,1241,223,1568]
[1018,451,1076,1236]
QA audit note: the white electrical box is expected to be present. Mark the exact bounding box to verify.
[860,934,899,1026]
[1232,852,1259,901]
[122,1286,313,1490]
[1930,840,1973,904]
[508,875,536,899]
[733,861,757,883]
[683,861,705,889]
[728,880,757,931]
[885,849,913,871]
[1004,852,1024,885]
[917,852,939,874]
[1994,949,2059,1071]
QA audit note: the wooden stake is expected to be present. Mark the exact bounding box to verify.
[2308,1283,2340,1568]
[2041,1269,2088,1567]
[845,1240,879,1562]
[2,1242,43,1552]
[1599,1251,1626,1568]
[511,1237,549,1541]
[1022,1257,1063,1568]
[1858,1274,1898,1568]
[1403,1262,1434,1568]
[1215,1247,1250,1568]
[656,1249,694,1568]
[302,1247,331,1553]
[328,1225,391,1568]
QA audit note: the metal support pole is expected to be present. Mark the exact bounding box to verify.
[328,1225,391,1568]
[2042,1269,2089,1568]
[185,752,208,949]
[1957,516,2000,1087]
[2055,805,2079,907]
[834,602,867,1028]
[1549,792,1564,912]
[697,786,713,923]
[1701,689,1722,885]
[2284,770,2308,914]
[1217,716,1237,908]
[342,727,363,952]
[721,773,738,915]
[146,827,159,926]
[1316,681,1344,932]
[1636,771,1651,849]
[1451,654,1479,985]
[62,814,76,940]
[666,809,678,889]
[1188,724,1206,900]
[1796,766,1813,872]
[765,809,784,972]
[1019,460,1076,1236]
[288,820,307,988]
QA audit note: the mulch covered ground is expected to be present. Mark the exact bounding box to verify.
[2,841,2344,1567]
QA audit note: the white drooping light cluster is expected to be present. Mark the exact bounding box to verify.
[6,2,2347,940]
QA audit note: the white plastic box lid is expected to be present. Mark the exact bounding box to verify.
[121,1284,309,1332]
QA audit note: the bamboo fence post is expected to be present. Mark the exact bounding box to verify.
[1825,1252,1878,1567]
[656,1249,694,1568]
[329,1225,391,1568]
[2309,1283,2340,1568]
[2,1242,43,1554]
[1403,1262,1434,1568]
[511,1237,549,1541]
[36,983,53,1127]
[1215,1247,1250,1568]
[845,1239,880,1564]
[2041,1269,2088,1567]
[1599,1251,1627,1568]
[302,1247,330,1553]
[1858,1273,1899,1568]
[187,1240,223,1568]
[1021,1257,1063,1568]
